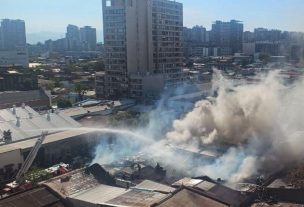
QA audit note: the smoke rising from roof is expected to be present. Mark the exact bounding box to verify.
[92,70,304,183]
[166,70,304,182]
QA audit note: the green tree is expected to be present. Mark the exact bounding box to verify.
[57,98,72,108]
[259,53,271,65]
[22,78,34,90]
[74,83,89,101]
[93,60,105,72]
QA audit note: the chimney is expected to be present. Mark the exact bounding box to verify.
[12,105,16,115]
[21,103,26,109]
[16,116,21,127]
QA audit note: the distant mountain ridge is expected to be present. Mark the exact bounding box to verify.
[26,31,65,44]
[27,30,103,45]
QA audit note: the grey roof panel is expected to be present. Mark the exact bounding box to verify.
[135,180,175,193]
[0,106,81,142]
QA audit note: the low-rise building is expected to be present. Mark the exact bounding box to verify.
[0,70,38,92]
[0,105,81,142]
[0,90,50,110]
[0,50,29,67]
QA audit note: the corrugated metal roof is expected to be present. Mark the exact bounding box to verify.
[0,187,66,207]
[251,202,304,207]
[42,168,101,198]
[172,177,203,188]
[70,184,127,204]
[156,188,228,207]
[0,106,81,142]
[135,180,175,193]
[194,182,249,206]
[195,181,216,191]
[107,189,167,207]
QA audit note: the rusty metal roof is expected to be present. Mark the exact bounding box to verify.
[42,168,100,198]
[172,177,204,188]
[251,203,304,207]
[0,187,66,207]
[69,184,127,205]
[194,181,249,206]
[107,189,168,207]
[156,188,228,207]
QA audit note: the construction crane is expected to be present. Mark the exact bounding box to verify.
[15,131,48,183]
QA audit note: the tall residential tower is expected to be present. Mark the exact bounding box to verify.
[101,0,183,99]
[0,19,28,67]
[80,26,97,51]
[211,20,243,56]
[0,19,26,50]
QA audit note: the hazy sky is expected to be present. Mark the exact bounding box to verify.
[1,0,304,43]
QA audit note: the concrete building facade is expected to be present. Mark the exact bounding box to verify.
[0,50,29,67]
[0,19,26,50]
[211,20,243,56]
[66,24,81,51]
[0,19,28,67]
[80,26,97,51]
[102,0,183,100]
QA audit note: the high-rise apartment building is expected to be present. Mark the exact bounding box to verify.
[211,20,243,56]
[183,26,210,57]
[254,28,282,42]
[66,24,81,51]
[184,26,207,43]
[0,19,28,67]
[101,0,183,99]
[80,26,97,51]
[0,19,26,50]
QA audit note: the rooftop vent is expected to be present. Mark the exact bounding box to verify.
[12,105,16,115]
[47,111,51,121]
[16,116,21,127]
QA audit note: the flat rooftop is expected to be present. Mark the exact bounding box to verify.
[0,106,81,142]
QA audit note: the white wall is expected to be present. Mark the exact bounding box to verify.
[0,149,23,171]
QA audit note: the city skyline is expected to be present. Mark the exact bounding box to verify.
[1,0,304,43]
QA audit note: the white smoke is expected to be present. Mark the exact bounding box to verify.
[166,70,304,183]
[92,69,304,184]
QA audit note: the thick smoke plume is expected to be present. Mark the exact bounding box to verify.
[93,70,304,183]
[166,70,304,182]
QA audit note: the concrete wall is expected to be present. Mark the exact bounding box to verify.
[243,43,256,56]
[0,132,100,182]
[126,0,153,74]
[0,150,23,172]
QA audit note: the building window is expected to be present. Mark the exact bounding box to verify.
[128,0,133,7]
[106,0,112,7]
